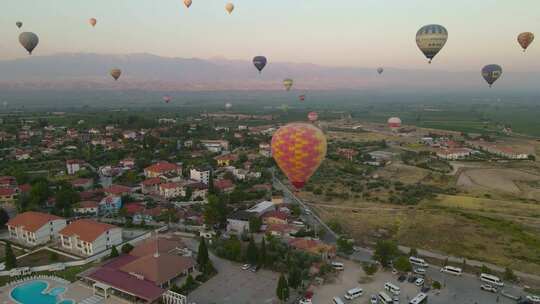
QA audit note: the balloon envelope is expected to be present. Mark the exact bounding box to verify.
[253,56,267,73]
[184,0,192,8]
[377,67,384,74]
[298,95,306,102]
[308,112,318,122]
[89,18,97,27]
[225,2,234,14]
[518,32,534,51]
[16,22,22,29]
[388,117,402,129]
[416,24,448,63]
[163,95,172,103]
[283,79,294,91]
[19,32,39,55]
[272,123,327,189]
[481,64,502,87]
[225,102,232,109]
[110,68,122,81]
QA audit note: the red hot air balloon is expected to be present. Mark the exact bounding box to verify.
[163,95,172,103]
[272,123,327,189]
[308,112,318,122]
[298,95,306,102]
[89,18,97,27]
[387,117,402,131]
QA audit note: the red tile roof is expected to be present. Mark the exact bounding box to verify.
[159,182,182,190]
[77,201,99,209]
[104,184,131,195]
[0,188,16,196]
[120,253,195,286]
[214,179,234,190]
[59,219,118,243]
[71,178,92,186]
[145,162,181,174]
[125,203,145,215]
[7,211,64,232]
[141,177,163,186]
[262,210,288,221]
[130,236,185,258]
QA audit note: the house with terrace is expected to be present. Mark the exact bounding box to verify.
[59,219,122,256]
[7,211,66,246]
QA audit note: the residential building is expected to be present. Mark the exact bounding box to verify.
[186,182,208,200]
[190,167,211,185]
[266,224,298,238]
[99,196,123,214]
[213,179,235,193]
[259,143,271,157]
[288,238,336,261]
[226,211,255,235]
[262,210,289,225]
[59,219,122,256]
[159,183,185,199]
[71,178,94,190]
[0,188,17,203]
[7,212,66,246]
[436,148,472,160]
[73,201,99,216]
[142,177,163,194]
[103,185,131,197]
[337,148,359,161]
[66,159,84,175]
[144,162,182,178]
[214,154,237,167]
[200,140,229,153]
[247,201,275,216]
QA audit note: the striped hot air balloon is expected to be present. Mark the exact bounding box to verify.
[272,123,327,189]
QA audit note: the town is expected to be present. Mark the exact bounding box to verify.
[0,109,538,304]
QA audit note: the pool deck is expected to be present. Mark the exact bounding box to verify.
[0,280,129,304]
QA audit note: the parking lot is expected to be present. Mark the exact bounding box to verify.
[312,259,528,304]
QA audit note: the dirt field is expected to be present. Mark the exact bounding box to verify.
[457,168,540,196]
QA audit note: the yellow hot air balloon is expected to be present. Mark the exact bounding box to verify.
[89,18,97,27]
[518,32,534,52]
[110,68,122,81]
[184,0,192,8]
[283,79,294,91]
[225,2,234,14]
[272,123,327,189]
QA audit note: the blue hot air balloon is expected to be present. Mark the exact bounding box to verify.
[253,56,267,73]
[481,64,503,88]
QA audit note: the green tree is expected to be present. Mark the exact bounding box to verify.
[337,237,354,255]
[276,274,290,303]
[480,264,492,274]
[249,216,262,233]
[5,243,17,270]
[246,238,259,265]
[362,263,378,276]
[288,266,302,289]
[0,208,9,227]
[29,180,50,208]
[54,182,80,217]
[121,243,134,254]
[49,251,59,262]
[259,237,267,266]
[197,238,210,271]
[203,194,227,227]
[394,256,412,273]
[110,246,119,258]
[373,240,399,267]
[208,171,215,195]
[409,248,418,257]
[503,267,517,282]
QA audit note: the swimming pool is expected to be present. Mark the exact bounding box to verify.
[10,280,74,304]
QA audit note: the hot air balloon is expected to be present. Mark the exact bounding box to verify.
[184,0,192,8]
[481,64,502,88]
[298,95,306,102]
[253,56,267,73]
[283,79,294,91]
[388,117,402,131]
[163,95,172,103]
[225,2,234,14]
[272,123,327,189]
[518,32,534,52]
[19,32,39,55]
[225,102,232,109]
[308,112,318,122]
[16,22,22,29]
[110,68,122,81]
[377,67,384,75]
[89,18,97,27]
[416,24,448,63]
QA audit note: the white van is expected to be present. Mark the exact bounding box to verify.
[332,297,345,304]
[384,282,401,295]
[332,262,345,271]
[409,256,429,268]
[440,265,462,276]
[480,273,504,287]
[344,287,363,300]
[378,291,393,304]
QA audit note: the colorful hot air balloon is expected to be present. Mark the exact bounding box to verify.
[16,21,22,29]
[481,64,502,88]
[272,123,327,189]
[416,24,448,63]
[377,67,384,75]
[110,68,122,81]
[225,102,232,109]
[298,95,306,102]
[283,79,294,91]
[253,56,267,73]
[388,117,402,131]
[308,112,318,122]
[163,95,172,103]
[184,0,192,8]
[89,18,97,27]
[19,32,39,55]
[225,2,234,14]
[518,32,534,52]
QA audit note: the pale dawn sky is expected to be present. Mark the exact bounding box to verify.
[1,0,539,71]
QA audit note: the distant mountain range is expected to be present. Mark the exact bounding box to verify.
[0,53,537,92]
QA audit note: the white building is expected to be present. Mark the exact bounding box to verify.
[247,201,275,216]
[226,211,254,235]
[7,212,66,246]
[59,219,122,256]
[66,159,84,175]
[159,182,186,199]
[190,168,211,185]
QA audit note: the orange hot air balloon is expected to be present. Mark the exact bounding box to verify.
[272,123,327,189]
[89,18,97,27]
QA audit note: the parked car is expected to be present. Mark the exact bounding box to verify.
[241,264,251,270]
[415,278,425,286]
[393,295,399,303]
[298,298,312,304]
[414,268,426,275]
[370,295,378,304]
[527,295,540,303]
[249,266,258,273]
[480,284,498,293]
